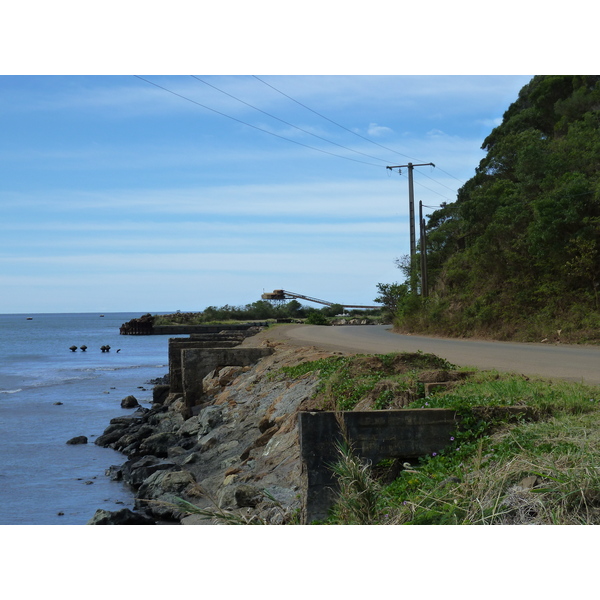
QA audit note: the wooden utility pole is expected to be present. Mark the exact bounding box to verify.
[387,162,435,292]
[419,200,428,298]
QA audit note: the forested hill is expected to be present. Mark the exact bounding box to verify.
[397,75,600,343]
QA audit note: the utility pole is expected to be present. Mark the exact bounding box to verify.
[387,162,435,292]
[419,200,428,298]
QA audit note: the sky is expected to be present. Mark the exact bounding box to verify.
[0,74,535,314]
[2,0,595,585]
[1,2,592,315]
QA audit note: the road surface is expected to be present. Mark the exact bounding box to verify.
[271,324,600,387]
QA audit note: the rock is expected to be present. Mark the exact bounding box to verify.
[177,415,202,437]
[148,409,184,433]
[66,435,88,445]
[135,469,197,521]
[196,429,220,453]
[153,384,170,404]
[138,431,181,458]
[217,366,246,387]
[197,405,224,436]
[87,508,156,525]
[106,465,123,481]
[95,423,132,447]
[235,484,262,508]
[114,424,155,454]
[121,395,140,409]
[121,455,178,489]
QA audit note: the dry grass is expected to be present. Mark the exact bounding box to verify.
[380,411,600,525]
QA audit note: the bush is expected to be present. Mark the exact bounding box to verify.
[305,312,330,326]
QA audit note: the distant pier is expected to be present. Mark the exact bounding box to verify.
[120,316,265,335]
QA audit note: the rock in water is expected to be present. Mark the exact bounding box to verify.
[66,435,88,445]
[121,395,140,409]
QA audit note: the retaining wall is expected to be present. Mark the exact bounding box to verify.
[168,338,243,394]
[181,347,274,415]
[299,407,535,523]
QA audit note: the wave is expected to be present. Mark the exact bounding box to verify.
[80,364,167,373]
[1,362,168,396]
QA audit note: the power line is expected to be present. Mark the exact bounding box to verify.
[136,75,464,200]
[190,75,392,165]
[253,75,468,188]
[134,76,384,168]
[253,75,428,163]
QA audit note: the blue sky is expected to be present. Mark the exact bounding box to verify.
[3,2,590,315]
[0,74,536,313]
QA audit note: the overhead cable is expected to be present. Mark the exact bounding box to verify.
[252,75,425,162]
[253,74,467,186]
[134,76,385,168]
[190,75,392,165]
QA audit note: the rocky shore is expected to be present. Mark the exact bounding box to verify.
[88,327,342,525]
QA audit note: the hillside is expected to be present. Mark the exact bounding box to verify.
[394,75,600,343]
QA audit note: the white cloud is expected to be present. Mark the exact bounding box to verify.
[367,123,393,137]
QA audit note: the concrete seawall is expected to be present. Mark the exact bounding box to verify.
[299,407,536,523]
[181,347,274,414]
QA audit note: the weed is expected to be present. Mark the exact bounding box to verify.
[327,440,382,525]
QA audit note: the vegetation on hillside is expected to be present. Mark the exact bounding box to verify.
[386,75,600,342]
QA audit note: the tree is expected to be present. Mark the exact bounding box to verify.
[374,282,407,321]
[395,75,600,339]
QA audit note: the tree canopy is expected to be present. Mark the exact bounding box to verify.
[396,75,600,342]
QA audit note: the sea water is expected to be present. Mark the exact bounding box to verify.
[0,312,182,525]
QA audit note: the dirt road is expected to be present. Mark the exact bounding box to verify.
[256,324,600,386]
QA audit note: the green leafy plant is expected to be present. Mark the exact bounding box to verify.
[305,311,330,326]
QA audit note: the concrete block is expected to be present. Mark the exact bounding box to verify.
[299,406,535,524]
[181,347,274,413]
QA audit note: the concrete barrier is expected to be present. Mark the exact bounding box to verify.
[299,407,536,523]
[181,347,274,414]
[168,338,242,394]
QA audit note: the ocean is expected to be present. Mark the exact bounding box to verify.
[0,312,183,525]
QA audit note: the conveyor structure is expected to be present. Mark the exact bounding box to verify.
[261,289,378,310]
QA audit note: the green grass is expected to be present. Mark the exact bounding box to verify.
[275,351,456,411]
[373,410,600,525]
[275,350,600,525]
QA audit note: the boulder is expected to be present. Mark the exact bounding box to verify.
[197,405,224,437]
[66,435,88,445]
[235,484,262,508]
[177,414,202,437]
[87,508,156,525]
[121,395,140,409]
[152,384,170,404]
[121,455,178,489]
[135,469,197,521]
[138,431,181,457]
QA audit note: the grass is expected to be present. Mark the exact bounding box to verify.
[375,411,600,525]
[327,439,381,525]
[274,351,456,411]
[273,350,600,525]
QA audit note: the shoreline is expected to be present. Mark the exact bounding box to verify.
[88,326,332,524]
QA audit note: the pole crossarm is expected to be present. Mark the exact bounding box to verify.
[386,163,435,171]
